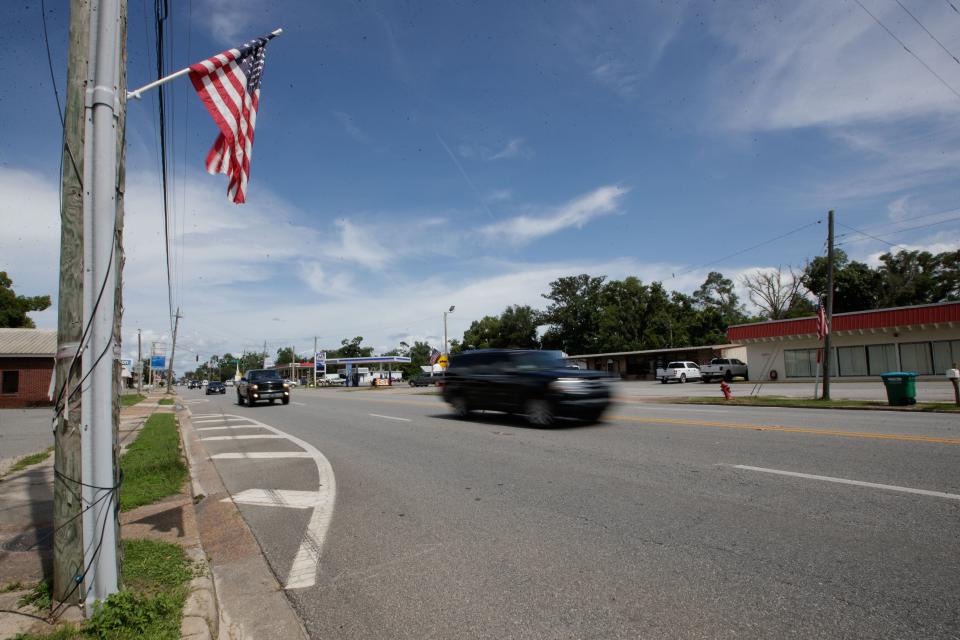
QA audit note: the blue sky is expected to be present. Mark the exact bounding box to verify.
[2,0,959,373]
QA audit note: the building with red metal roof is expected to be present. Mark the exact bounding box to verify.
[727,302,960,381]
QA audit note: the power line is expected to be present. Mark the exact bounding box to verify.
[836,221,908,250]
[155,0,176,333]
[894,0,960,64]
[837,204,960,236]
[851,0,960,103]
[671,219,823,278]
[838,214,960,247]
[945,0,960,17]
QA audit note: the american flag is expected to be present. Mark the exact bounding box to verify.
[816,303,828,341]
[188,33,277,204]
[429,348,442,365]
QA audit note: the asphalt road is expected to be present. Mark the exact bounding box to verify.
[0,408,52,463]
[185,386,960,639]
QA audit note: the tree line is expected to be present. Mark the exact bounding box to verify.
[453,248,959,356]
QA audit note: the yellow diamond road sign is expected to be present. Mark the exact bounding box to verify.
[437,355,449,368]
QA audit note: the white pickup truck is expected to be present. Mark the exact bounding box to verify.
[699,358,748,383]
[657,361,702,384]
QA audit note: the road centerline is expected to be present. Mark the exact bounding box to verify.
[731,465,960,500]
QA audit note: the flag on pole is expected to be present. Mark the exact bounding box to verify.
[188,33,277,204]
[429,348,442,365]
[816,303,828,341]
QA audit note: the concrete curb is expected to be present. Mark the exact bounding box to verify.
[177,403,309,640]
[181,546,219,640]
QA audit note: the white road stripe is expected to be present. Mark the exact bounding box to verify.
[211,452,312,459]
[732,465,960,501]
[369,413,411,422]
[225,489,322,509]
[196,425,260,432]
[292,402,307,406]
[194,417,250,424]
[202,434,287,441]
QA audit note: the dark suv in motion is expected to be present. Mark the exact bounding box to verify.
[237,369,290,406]
[441,349,613,426]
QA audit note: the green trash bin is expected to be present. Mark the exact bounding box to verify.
[880,372,917,406]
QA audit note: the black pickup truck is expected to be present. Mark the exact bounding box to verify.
[237,369,290,406]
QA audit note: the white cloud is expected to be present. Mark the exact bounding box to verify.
[200,0,259,44]
[332,111,372,144]
[708,1,960,131]
[486,189,513,203]
[323,219,390,270]
[489,138,532,160]
[479,185,629,246]
[0,168,60,329]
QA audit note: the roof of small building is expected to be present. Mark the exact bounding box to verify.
[566,344,742,359]
[727,301,960,342]
[0,328,57,357]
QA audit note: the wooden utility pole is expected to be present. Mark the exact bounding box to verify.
[166,308,181,393]
[822,210,835,401]
[53,0,90,605]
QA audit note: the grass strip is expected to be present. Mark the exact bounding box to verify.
[2,447,53,479]
[157,398,175,406]
[120,394,145,407]
[13,539,195,640]
[119,413,187,511]
[671,396,960,412]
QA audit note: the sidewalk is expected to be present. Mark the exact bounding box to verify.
[0,393,217,639]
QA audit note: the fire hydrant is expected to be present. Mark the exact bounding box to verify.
[720,380,733,400]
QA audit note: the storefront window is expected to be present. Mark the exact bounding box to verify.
[867,344,897,375]
[899,342,933,375]
[932,340,960,374]
[837,346,868,376]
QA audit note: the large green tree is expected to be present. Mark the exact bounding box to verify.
[332,336,373,358]
[540,274,606,354]
[802,249,959,313]
[461,305,541,350]
[0,272,51,328]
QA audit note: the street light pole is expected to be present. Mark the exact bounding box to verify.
[443,305,456,355]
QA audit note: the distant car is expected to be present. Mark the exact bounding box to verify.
[442,349,612,426]
[202,379,209,386]
[188,380,200,389]
[284,378,299,387]
[409,372,445,387]
[206,381,226,394]
[659,361,702,384]
[224,379,235,387]
[237,369,290,406]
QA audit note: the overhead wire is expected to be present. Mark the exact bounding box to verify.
[671,219,823,278]
[155,0,177,335]
[837,222,909,250]
[894,0,960,64]
[836,204,960,236]
[851,0,960,102]
[837,215,960,248]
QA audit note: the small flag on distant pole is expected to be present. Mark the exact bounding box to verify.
[816,302,828,341]
[189,32,277,204]
[429,348,442,366]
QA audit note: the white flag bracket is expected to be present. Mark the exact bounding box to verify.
[126,28,283,100]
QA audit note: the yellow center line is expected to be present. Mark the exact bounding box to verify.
[608,415,960,445]
[314,393,960,445]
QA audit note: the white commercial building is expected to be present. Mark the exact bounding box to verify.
[727,302,960,381]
